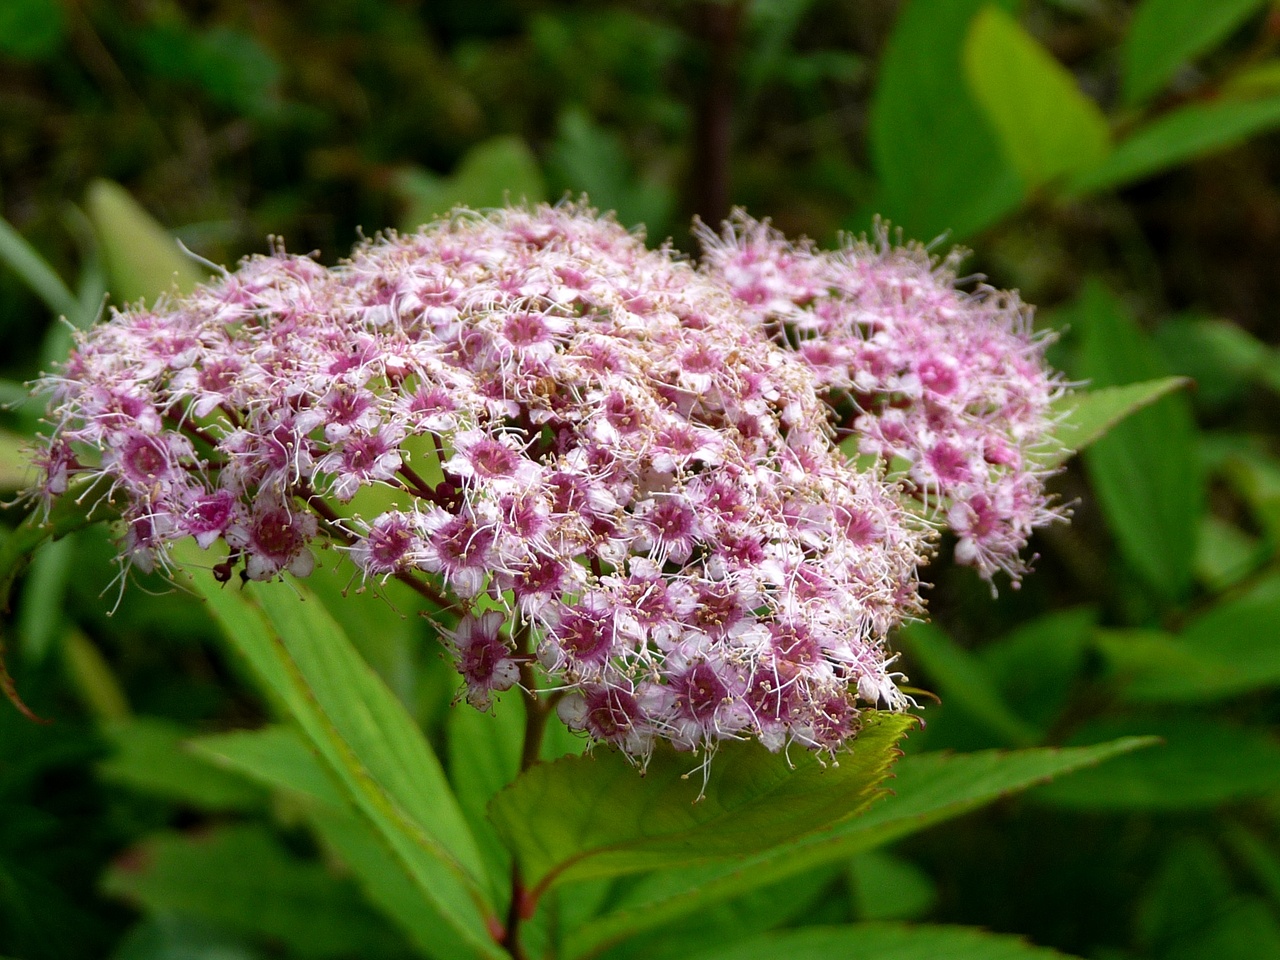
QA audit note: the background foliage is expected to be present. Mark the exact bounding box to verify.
[3,1,1280,958]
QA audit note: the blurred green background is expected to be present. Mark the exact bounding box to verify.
[4,1,1280,958]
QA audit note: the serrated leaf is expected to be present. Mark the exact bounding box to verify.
[85,180,206,306]
[565,738,1150,958]
[102,825,409,959]
[963,6,1110,188]
[1068,95,1280,195]
[1074,283,1202,599]
[188,573,505,959]
[866,0,1024,240]
[1037,378,1189,469]
[490,712,914,901]
[684,923,1077,960]
[1123,0,1269,105]
[1033,717,1280,810]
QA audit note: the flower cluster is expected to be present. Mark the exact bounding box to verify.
[34,203,1064,762]
[698,213,1067,584]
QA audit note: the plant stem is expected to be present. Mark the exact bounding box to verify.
[501,621,553,958]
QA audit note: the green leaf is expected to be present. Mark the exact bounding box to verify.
[1098,574,1280,702]
[1155,316,1271,407]
[867,0,1024,240]
[898,622,1041,746]
[490,712,914,900]
[602,866,843,960]
[546,107,673,233]
[1037,378,1189,469]
[187,725,346,809]
[397,136,547,230]
[101,825,410,959]
[1193,515,1268,591]
[850,851,937,922]
[0,0,65,60]
[447,692,525,884]
[963,6,1110,188]
[188,573,505,959]
[111,914,258,960]
[1123,0,1269,105]
[0,216,82,322]
[187,725,466,960]
[566,738,1150,958]
[97,717,265,811]
[85,180,206,306]
[979,608,1095,731]
[1068,95,1280,195]
[684,923,1076,960]
[1033,717,1280,810]
[1074,283,1202,599]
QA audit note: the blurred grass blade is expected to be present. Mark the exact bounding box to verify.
[189,724,347,809]
[85,179,207,304]
[963,6,1110,188]
[0,216,82,322]
[190,724,472,959]
[1032,717,1280,810]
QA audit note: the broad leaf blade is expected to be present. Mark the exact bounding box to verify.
[964,6,1110,188]
[1074,283,1202,599]
[1037,377,1190,468]
[490,712,914,898]
[1123,0,1269,105]
[1068,95,1280,195]
[189,724,472,960]
[898,622,1040,746]
[102,825,411,959]
[396,135,547,230]
[1033,718,1280,810]
[188,724,346,809]
[190,573,505,960]
[866,0,1023,240]
[685,923,1076,960]
[85,179,206,305]
[566,738,1150,958]
[1098,575,1280,703]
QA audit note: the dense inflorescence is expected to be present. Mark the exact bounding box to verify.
[34,203,1065,762]
[698,213,1067,585]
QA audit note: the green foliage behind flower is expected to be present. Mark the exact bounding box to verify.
[4,2,1280,959]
